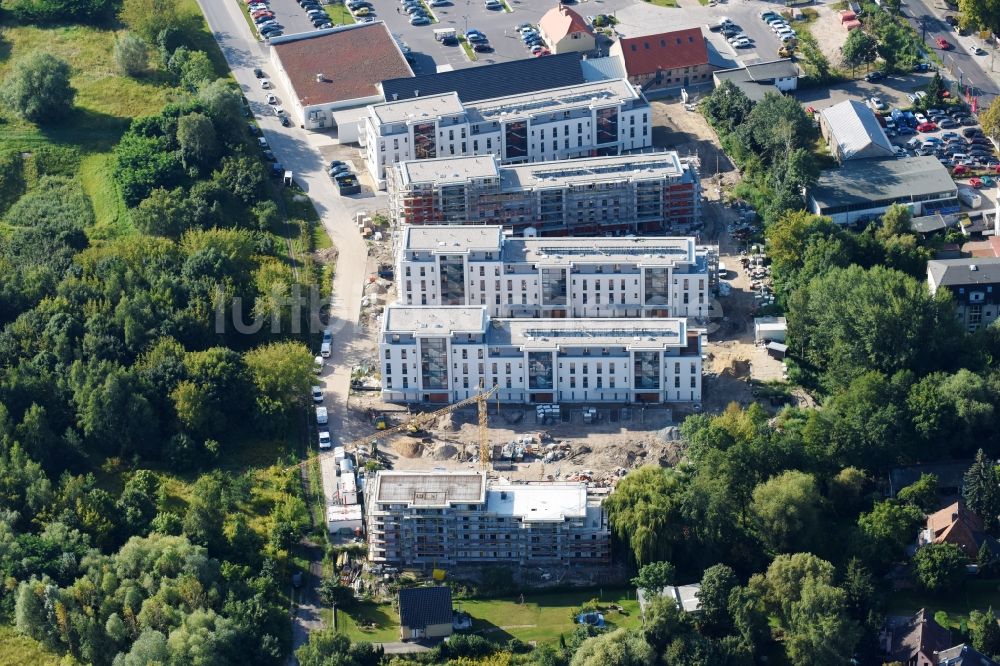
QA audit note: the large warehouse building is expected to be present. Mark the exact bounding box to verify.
[387,152,700,235]
[269,24,412,137]
[806,156,959,225]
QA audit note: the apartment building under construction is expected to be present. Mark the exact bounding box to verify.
[365,471,610,567]
[387,152,700,236]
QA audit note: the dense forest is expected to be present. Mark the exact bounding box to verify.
[0,0,319,662]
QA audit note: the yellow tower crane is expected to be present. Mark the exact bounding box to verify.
[291,384,500,471]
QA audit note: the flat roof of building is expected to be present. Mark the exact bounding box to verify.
[928,257,1000,287]
[370,91,464,125]
[486,482,587,522]
[383,306,688,348]
[384,305,489,335]
[401,225,698,267]
[469,79,640,121]
[327,504,363,521]
[496,317,686,349]
[506,236,695,266]
[403,225,505,253]
[380,52,586,103]
[271,23,412,107]
[501,152,687,190]
[395,155,500,187]
[808,156,956,211]
[373,471,487,506]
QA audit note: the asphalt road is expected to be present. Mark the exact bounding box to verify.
[901,0,1000,102]
[197,0,380,658]
[268,0,326,35]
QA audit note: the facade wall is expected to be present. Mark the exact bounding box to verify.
[551,31,596,55]
[364,94,652,189]
[808,193,960,225]
[388,160,700,235]
[397,253,709,319]
[365,494,610,567]
[380,334,703,405]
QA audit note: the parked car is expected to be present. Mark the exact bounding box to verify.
[917,122,938,132]
[869,96,886,111]
[485,0,502,8]
[253,67,264,78]
[318,430,332,449]
[939,118,959,129]
[474,42,493,52]
[953,164,970,175]
[733,38,752,48]
[970,177,984,188]
[982,175,996,187]
[466,30,487,41]
[442,35,458,45]
[534,48,551,56]
[280,115,291,127]
[260,78,272,89]
[410,15,430,24]
[945,14,958,25]
[312,386,323,403]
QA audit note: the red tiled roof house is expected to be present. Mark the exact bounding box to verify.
[538,4,595,55]
[609,28,712,92]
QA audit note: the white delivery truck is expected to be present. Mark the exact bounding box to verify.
[434,27,456,41]
[316,406,328,426]
[958,187,982,208]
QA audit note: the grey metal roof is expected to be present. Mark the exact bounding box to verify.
[937,644,1000,666]
[398,586,452,630]
[807,156,956,212]
[742,58,800,81]
[380,53,585,104]
[911,212,961,234]
[820,100,894,160]
[581,54,628,81]
[927,257,1000,287]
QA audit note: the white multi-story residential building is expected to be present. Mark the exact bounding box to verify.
[396,226,710,319]
[361,79,651,189]
[364,471,610,567]
[380,306,702,405]
[387,152,701,235]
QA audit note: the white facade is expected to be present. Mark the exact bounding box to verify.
[380,306,702,405]
[361,79,652,189]
[396,226,710,318]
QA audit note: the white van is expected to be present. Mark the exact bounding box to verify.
[316,406,329,425]
[433,27,456,41]
[320,341,332,358]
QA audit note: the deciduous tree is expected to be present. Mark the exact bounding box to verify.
[1,53,75,124]
[751,471,824,554]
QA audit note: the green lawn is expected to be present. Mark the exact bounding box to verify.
[337,587,642,646]
[642,0,679,7]
[324,4,357,25]
[887,579,1000,628]
[458,36,478,62]
[0,625,72,666]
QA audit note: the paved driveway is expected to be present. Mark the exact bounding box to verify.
[268,0,326,35]
[197,0,386,657]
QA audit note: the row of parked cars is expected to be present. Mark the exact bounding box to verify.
[758,10,797,43]
[399,0,432,26]
[905,129,998,171]
[516,24,550,57]
[349,0,377,23]
[247,0,285,39]
[328,159,361,195]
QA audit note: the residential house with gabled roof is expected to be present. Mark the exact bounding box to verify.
[927,257,1000,331]
[609,27,713,93]
[538,4,595,55]
[884,609,953,666]
[398,586,454,641]
[921,501,998,557]
[938,643,1000,666]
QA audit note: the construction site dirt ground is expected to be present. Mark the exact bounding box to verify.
[341,101,803,479]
